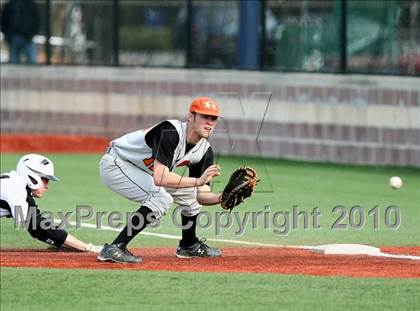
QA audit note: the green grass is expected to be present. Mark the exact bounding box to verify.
[1,267,420,311]
[1,153,420,310]
[1,153,419,248]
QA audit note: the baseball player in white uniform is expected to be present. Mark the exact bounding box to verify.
[0,154,101,253]
[98,97,223,263]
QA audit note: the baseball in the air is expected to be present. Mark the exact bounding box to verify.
[389,176,402,189]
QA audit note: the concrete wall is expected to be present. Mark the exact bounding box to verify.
[1,65,419,166]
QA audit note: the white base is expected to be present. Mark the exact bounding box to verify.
[311,244,382,255]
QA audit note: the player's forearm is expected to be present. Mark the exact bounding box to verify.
[197,192,221,205]
[63,234,102,253]
[63,234,89,251]
[154,169,199,188]
[197,185,221,206]
[154,163,200,188]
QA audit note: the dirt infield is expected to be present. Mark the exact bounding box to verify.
[0,134,109,153]
[1,247,419,278]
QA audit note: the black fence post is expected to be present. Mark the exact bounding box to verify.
[340,0,347,73]
[259,0,266,70]
[112,0,119,66]
[45,0,51,65]
[185,0,193,68]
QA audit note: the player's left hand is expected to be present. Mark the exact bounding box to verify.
[220,166,258,211]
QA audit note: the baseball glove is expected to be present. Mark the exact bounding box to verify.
[220,166,258,211]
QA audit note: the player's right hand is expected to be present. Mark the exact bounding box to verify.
[86,243,103,253]
[197,164,220,186]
